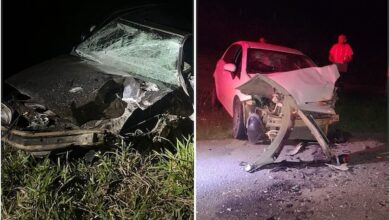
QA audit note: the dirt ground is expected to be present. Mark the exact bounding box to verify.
[196,138,389,220]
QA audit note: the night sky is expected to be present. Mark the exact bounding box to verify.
[2,0,124,78]
[2,0,389,86]
[2,0,191,79]
[198,0,388,86]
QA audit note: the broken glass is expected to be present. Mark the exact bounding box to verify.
[76,20,184,86]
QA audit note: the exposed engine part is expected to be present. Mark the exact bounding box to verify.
[271,93,281,104]
[265,130,279,141]
[28,113,50,130]
[271,93,283,116]
[246,92,285,144]
[265,115,282,128]
[252,95,271,109]
[1,103,13,125]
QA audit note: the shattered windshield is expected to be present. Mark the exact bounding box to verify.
[75,19,184,86]
[247,48,316,74]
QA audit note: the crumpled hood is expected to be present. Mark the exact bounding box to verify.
[237,65,339,114]
[6,55,172,126]
[265,64,339,104]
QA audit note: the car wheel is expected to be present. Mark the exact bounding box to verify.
[246,113,266,144]
[232,97,246,139]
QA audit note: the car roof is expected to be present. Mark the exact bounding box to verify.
[236,41,305,55]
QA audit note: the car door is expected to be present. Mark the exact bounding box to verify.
[218,45,243,116]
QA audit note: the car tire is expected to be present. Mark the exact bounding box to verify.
[246,113,265,144]
[232,97,246,139]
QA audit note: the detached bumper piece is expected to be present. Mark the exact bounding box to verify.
[1,126,105,152]
[244,107,334,173]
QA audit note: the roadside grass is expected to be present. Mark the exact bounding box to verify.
[196,52,232,140]
[1,137,193,219]
[196,104,232,140]
[331,92,388,134]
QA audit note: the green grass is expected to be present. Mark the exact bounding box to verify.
[1,137,193,219]
[331,93,388,134]
[196,105,232,140]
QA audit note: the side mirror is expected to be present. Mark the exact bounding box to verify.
[224,63,236,72]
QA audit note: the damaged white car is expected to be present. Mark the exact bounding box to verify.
[1,5,193,154]
[213,41,340,172]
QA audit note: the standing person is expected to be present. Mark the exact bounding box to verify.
[329,34,354,71]
[329,34,354,88]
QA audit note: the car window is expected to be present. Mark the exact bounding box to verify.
[246,48,316,74]
[75,19,185,86]
[234,49,242,77]
[223,45,241,63]
[223,44,242,78]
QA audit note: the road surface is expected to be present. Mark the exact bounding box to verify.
[196,138,389,220]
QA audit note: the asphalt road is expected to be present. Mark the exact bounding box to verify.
[196,138,389,220]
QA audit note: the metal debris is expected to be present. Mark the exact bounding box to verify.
[69,87,83,93]
[1,103,12,125]
[325,163,349,171]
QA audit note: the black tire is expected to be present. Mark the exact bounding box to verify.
[232,97,246,139]
[246,113,265,144]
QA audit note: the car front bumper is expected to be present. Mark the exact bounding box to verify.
[1,126,105,152]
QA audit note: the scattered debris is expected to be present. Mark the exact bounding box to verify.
[325,163,349,171]
[69,87,83,93]
[239,161,248,166]
[288,142,306,156]
[291,185,301,192]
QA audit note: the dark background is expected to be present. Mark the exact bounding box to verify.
[2,0,191,79]
[198,0,389,87]
[2,0,388,87]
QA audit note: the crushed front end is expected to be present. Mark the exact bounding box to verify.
[237,65,340,172]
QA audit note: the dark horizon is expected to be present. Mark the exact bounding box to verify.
[198,0,389,86]
[2,0,192,79]
[1,0,388,86]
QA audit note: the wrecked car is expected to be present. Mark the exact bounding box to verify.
[213,41,340,172]
[1,5,193,154]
